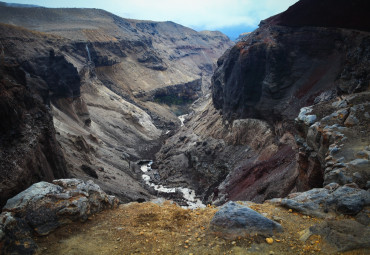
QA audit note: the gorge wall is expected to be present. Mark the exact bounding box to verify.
[154,0,370,205]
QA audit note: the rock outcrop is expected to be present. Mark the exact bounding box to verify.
[0,179,119,254]
[279,184,370,218]
[294,92,370,191]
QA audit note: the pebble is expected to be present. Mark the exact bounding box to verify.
[269,251,275,255]
[266,238,274,244]
[116,237,120,241]
[232,241,236,245]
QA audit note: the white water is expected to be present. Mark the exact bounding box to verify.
[140,162,205,209]
[178,114,188,127]
[85,44,92,62]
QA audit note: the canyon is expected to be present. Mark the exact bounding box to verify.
[0,0,369,254]
[0,4,232,207]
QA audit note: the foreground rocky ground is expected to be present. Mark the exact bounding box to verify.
[34,199,368,255]
[1,178,368,254]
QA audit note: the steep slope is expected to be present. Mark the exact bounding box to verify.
[154,0,370,205]
[0,5,232,206]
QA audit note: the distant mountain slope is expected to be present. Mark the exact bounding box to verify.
[0,1,41,8]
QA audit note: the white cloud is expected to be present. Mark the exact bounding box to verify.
[108,0,298,30]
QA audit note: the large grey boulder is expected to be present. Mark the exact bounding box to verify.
[210,201,283,239]
[0,179,119,254]
[281,183,370,218]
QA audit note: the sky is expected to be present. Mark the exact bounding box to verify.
[2,0,299,40]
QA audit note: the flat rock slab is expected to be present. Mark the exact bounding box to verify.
[210,201,283,239]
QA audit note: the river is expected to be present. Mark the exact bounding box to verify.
[140,161,205,209]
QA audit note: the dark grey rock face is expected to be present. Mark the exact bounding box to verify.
[0,179,119,254]
[0,64,68,208]
[264,0,370,32]
[212,26,370,123]
[21,52,81,99]
[210,202,283,239]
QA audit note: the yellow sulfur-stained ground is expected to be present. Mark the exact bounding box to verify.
[35,201,368,255]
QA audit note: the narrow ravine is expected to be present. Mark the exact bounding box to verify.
[140,161,205,209]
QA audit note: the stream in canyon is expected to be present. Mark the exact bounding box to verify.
[178,114,188,127]
[138,114,204,209]
[140,161,205,209]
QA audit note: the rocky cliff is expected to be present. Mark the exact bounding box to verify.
[0,25,70,207]
[154,0,370,205]
[0,5,232,207]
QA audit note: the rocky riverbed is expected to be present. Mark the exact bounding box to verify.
[140,161,205,209]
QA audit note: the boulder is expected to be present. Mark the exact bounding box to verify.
[281,184,370,218]
[210,202,283,239]
[0,179,119,254]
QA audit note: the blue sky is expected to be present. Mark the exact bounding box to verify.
[2,0,299,39]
